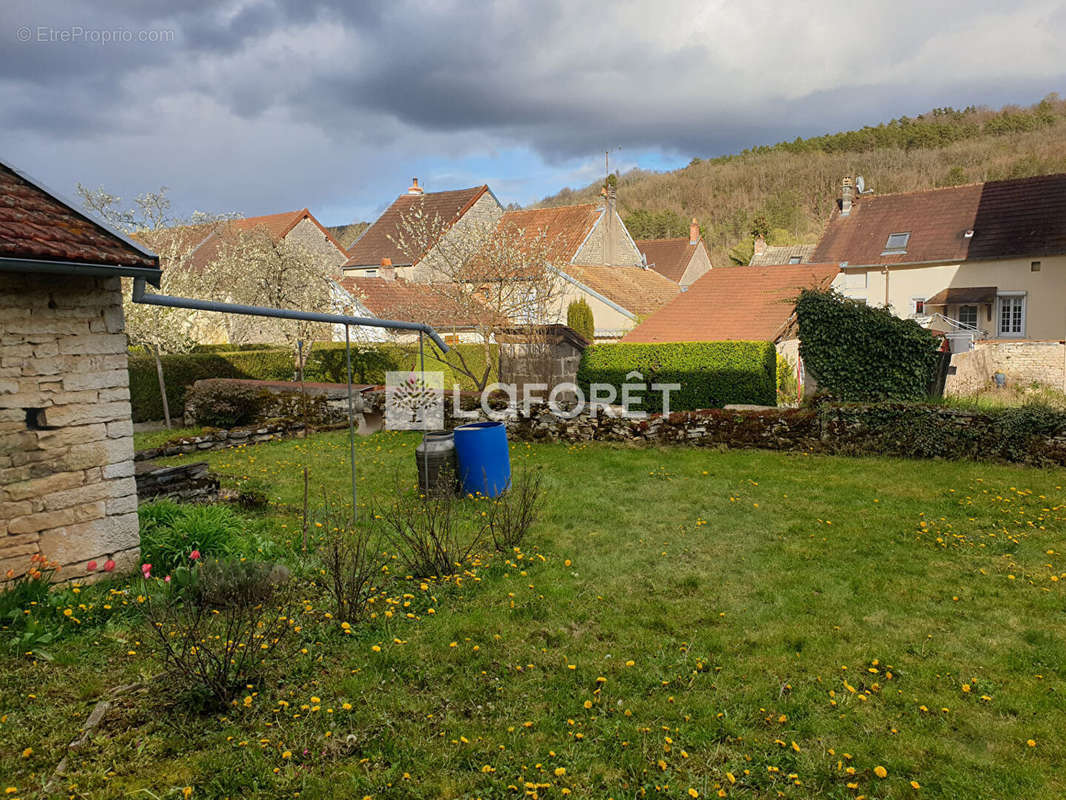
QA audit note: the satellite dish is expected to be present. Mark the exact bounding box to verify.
[855,175,866,194]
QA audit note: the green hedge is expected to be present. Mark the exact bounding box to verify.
[129,342,498,422]
[796,289,942,401]
[576,341,777,412]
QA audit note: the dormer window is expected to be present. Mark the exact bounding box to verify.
[788,256,801,264]
[882,232,910,255]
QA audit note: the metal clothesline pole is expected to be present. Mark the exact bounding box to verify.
[345,324,358,520]
[130,277,453,520]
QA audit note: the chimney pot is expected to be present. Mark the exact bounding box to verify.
[407,178,423,195]
[841,176,854,216]
[689,218,699,245]
[380,257,395,280]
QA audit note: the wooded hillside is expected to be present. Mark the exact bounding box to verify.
[536,95,1066,265]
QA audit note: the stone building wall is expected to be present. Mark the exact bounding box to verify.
[283,217,349,276]
[410,192,504,282]
[945,340,1066,395]
[0,273,139,580]
[572,209,643,267]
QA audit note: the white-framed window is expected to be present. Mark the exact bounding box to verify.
[364,269,378,276]
[997,293,1026,338]
[911,297,926,316]
[957,305,978,328]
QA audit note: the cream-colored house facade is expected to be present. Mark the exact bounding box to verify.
[815,174,1066,348]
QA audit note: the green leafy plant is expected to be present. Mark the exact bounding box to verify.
[139,502,245,575]
[577,341,777,411]
[796,289,942,401]
[776,354,798,404]
[234,477,271,511]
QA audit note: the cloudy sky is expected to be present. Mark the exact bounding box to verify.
[2,0,1065,226]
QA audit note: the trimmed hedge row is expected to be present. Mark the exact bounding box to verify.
[129,342,498,422]
[576,341,777,412]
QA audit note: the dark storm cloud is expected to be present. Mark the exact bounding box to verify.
[1,0,1063,218]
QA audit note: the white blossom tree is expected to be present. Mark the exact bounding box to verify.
[77,185,224,428]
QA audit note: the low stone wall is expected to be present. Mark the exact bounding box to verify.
[946,340,1066,395]
[135,420,319,461]
[135,461,219,504]
[442,400,1066,466]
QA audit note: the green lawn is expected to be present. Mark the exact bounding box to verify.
[3,431,1066,799]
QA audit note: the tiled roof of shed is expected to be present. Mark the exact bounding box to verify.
[0,162,158,269]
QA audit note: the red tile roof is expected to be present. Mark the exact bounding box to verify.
[339,276,486,329]
[495,204,603,265]
[622,263,839,343]
[635,237,697,282]
[344,186,490,268]
[0,163,158,269]
[183,209,345,272]
[565,264,681,317]
[813,173,1066,266]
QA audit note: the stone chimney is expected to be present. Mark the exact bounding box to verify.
[689,218,699,245]
[379,257,395,281]
[407,178,423,196]
[841,176,854,216]
[753,234,767,257]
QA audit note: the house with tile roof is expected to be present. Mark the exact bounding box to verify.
[497,188,679,339]
[1,158,161,579]
[813,174,1066,347]
[342,179,504,282]
[622,263,839,344]
[636,219,712,286]
[336,268,488,344]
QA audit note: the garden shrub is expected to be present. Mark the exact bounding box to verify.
[566,298,595,343]
[576,341,777,411]
[315,499,387,624]
[183,381,265,428]
[376,481,490,578]
[143,557,295,707]
[796,289,942,401]
[485,466,543,552]
[776,354,797,403]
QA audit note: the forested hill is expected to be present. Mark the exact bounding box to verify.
[536,95,1066,266]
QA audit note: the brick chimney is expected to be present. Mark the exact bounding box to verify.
[841,176,854,216]
[753,234,767,257]
[379,257,395,281]
[689,218,699,245]
[407,178,423,196]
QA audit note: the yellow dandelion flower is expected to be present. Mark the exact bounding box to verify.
[874,765,888,779]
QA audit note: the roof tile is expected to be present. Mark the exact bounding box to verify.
[623,263,839,343]
[0,163,158,269]
[635,237,697,282]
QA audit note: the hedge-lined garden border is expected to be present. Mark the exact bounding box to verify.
[576,341,777,411]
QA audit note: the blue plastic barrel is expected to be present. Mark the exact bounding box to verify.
[453,421,511,498]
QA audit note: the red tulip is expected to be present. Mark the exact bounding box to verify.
[190,550,201,561]
[86,561,97,571]
[103,559,116,572]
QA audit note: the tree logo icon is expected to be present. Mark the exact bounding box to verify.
[385,371,444,430]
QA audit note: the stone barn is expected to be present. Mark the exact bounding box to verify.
[0,160,161,580]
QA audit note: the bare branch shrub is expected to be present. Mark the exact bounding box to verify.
[316,499,388,624]
[486,467,543,552]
